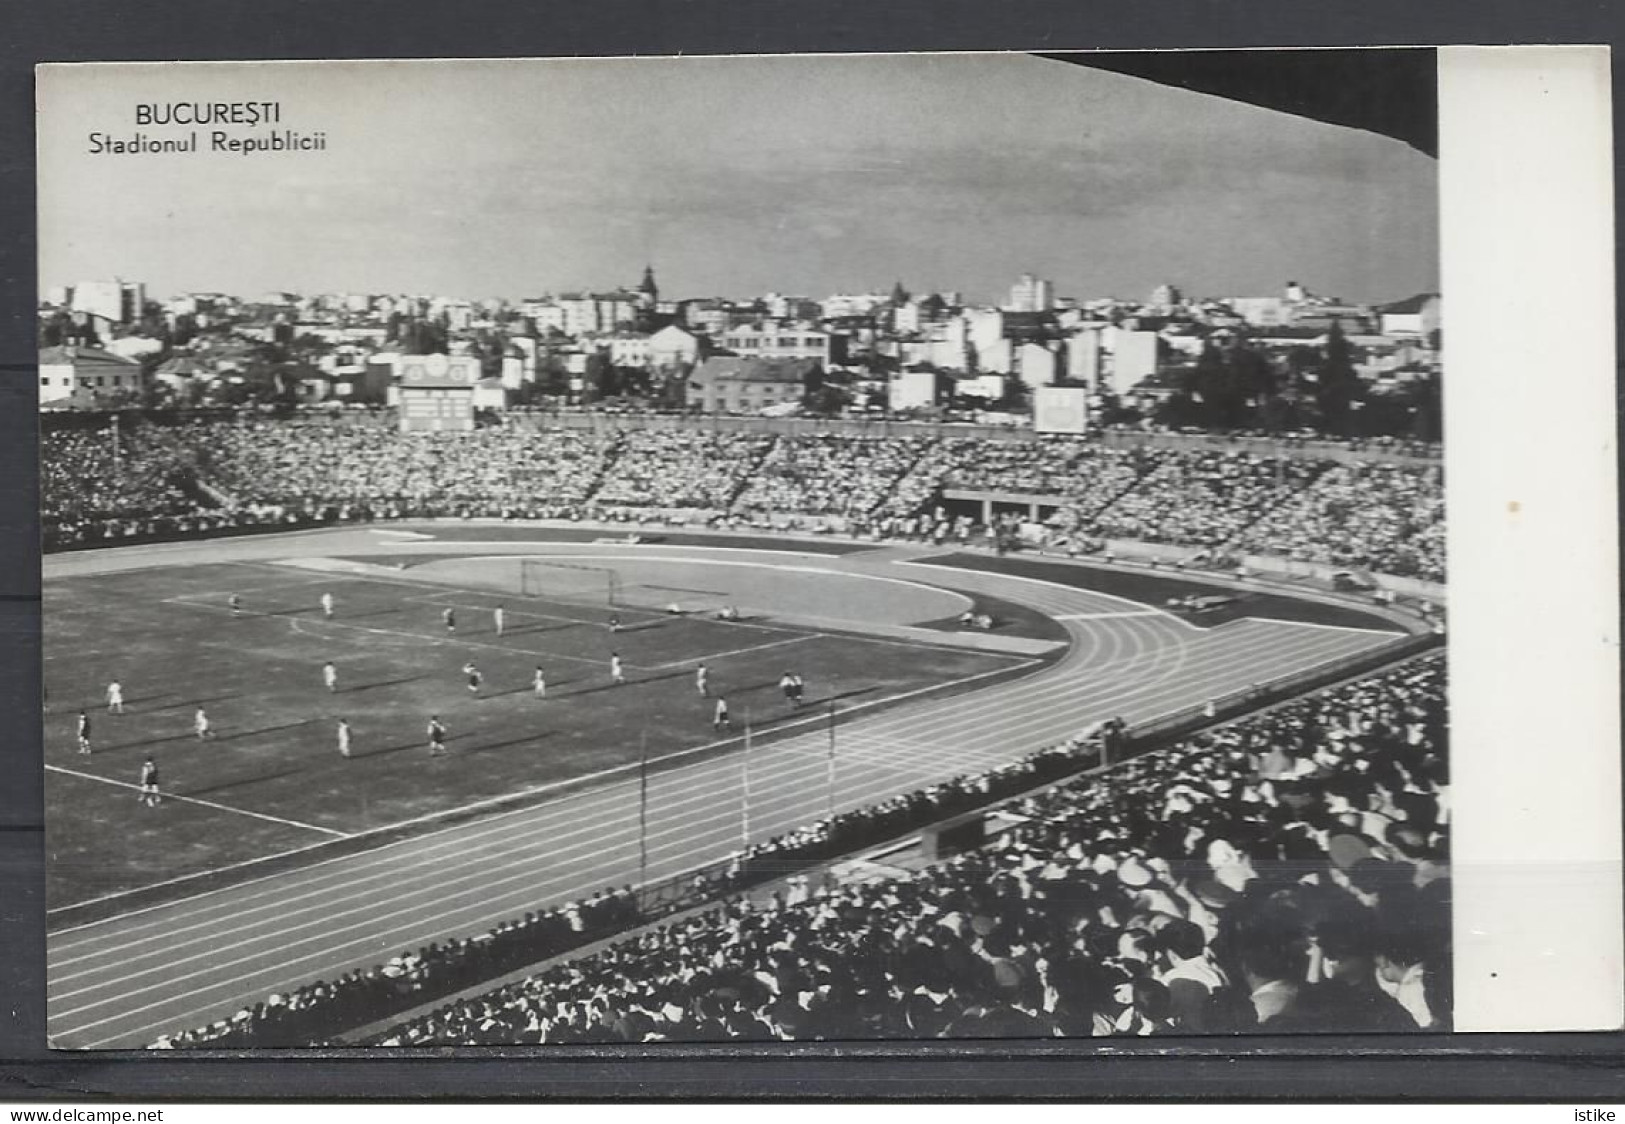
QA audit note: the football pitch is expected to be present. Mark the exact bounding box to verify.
[43,556,1038,910]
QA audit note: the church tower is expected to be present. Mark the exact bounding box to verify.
[638,264,659,307]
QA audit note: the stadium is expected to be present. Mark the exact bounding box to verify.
[42,413,1448,1046]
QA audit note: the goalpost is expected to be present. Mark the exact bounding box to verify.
[519,558,623,606]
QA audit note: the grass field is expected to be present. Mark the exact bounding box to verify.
[43,556,1035,908]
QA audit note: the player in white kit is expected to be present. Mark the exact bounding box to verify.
[321,592,335,619]
[106,679,124,715]
[533,666,547,699]
[610,653,625,686]
[323,661,338,693]
[695,662,709,697]
[493,605,505,637]
[337,718,352,758]
[194,707,214,740]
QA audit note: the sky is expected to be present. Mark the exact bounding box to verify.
[37,54,1440,306]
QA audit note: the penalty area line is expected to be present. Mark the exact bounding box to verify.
[45,764,352,839]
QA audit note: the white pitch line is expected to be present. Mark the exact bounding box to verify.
[45,764,351,839]
[647,633,817,670]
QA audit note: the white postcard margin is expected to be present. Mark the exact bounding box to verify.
[1442,45,1623,1032]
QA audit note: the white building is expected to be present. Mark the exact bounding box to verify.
[722,324,836,364]
[1006,273,1054,313]
[820,293,888,319]
[1016,341,1059,389]
[38,345,145,406]
[962,308,1005,355]
[1229,297,1293,327]
[1378,293,1442,340]
[558,292,639,336]
[104,336,165,361]
[955,373,1008,401]
[605,333,652,368]
[519,299,568,334]
[1066,327,1102,388]
[977,338,1015,375]
[70,280,145,324]
[648,324,703,369]
[888,369,941,411]
[1107,330,1160,395]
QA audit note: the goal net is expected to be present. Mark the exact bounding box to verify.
[613,579,736,617]
[519,558,622,605]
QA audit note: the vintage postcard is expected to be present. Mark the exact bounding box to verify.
[33,49,1618,1048]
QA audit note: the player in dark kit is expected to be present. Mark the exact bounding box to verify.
[138,757,160,806]
[427,716,448,757]
[443,607,457,635]
[76,710,91,755]
[229,593,242,618]
[463,662,483,696]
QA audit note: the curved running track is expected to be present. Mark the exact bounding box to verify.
[45,529,1408,1048]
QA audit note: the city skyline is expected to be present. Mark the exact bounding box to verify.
[38,54,1439,306]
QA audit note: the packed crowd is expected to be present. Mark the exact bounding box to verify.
[42,428,201,543]
[1230,462,1448,582]
[592,431,774,514]
[41,417,1446,581]
[373,655,1448,1043]
[199,422,614,513]
[734,435,934,517]
[1085,451,1326,549]
[149,886,641,1048]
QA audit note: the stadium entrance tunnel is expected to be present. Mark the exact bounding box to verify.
[406,552,976,628]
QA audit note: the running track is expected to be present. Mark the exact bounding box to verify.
[45,534,1409,1047]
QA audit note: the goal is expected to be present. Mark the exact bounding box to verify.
[519,558,622,605]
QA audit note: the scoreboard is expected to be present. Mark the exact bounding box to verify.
[397,353,479,432]
[1033,385,1089,435]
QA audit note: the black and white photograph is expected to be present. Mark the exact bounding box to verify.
[27,48,1610,1052]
